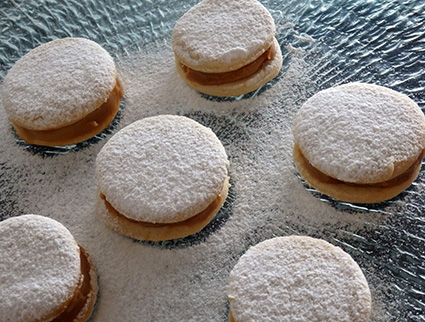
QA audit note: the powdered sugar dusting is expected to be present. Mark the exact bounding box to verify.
[0,39,412,322]
[1,38,117,130]
[172,0,275,72]
[293,83,425,183]
[0,215,81,322]
[227,236,371,322]
[95,115,229,223]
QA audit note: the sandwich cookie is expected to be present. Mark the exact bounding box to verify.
[96,115,230,241]
[172,0,282,97]
[1,37,123,146]
[227,236,372,322]
[293,82,425,203]
[0,215,98,322]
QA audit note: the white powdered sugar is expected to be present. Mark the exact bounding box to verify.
[0,35,407,322]
[1,38,117,130]
[172,0,275,72]
[293,82,425,183]
[0,215,81,322]
[95,115,229,223]
[227,236,372,322]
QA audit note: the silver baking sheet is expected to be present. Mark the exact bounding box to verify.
[1,0,425,321]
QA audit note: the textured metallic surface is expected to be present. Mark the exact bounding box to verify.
[1,0,425,321]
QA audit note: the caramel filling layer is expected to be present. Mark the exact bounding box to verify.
[228,311,235,322]
[11,77,124,146]
[52,246,93,322]
[180,45,276,86]
[299,148,425,188]
[100,193,223,228]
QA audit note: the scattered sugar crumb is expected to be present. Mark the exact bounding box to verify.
[294,33,316,43]
[285,43,306,54]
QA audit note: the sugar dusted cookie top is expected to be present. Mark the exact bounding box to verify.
[1,37,117,130]
[96,115,229,224]
[227,236,372,322]
[172,0,275,73]
[0,215,81,322]
[293,82,425,184]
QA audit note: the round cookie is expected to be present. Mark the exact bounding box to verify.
[293,82,425,203]
[172,0,282,97]
[95,115,230,241]
[0,215,98,322]
[227,236,372,322]
[1,37,123,146]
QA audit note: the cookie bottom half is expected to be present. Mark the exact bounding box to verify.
[175,38,282,97]
[293,144,423,204]
[98,177,230,241]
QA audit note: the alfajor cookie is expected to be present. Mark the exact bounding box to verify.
[227,236,372,322]
[95,115,230,241]
[293,82,425,204]
[172,0,282,97]
[1,37,123,146]
[0,214,98,322]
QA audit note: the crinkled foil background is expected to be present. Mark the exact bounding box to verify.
[1,0,425,321]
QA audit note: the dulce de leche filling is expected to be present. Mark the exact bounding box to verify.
[11,77,124,146]
[100,193,223,228]
[299,147,425,188]
[229,311,236,322]
[180,44,277,86]
[51,246,94,322]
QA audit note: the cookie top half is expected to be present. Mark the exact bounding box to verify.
[172,0,275,73]
[293,82,425,184]
[96,115,229,224]
[227,236,371,322]
[0,215,81,322]
[1,37,117,131]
